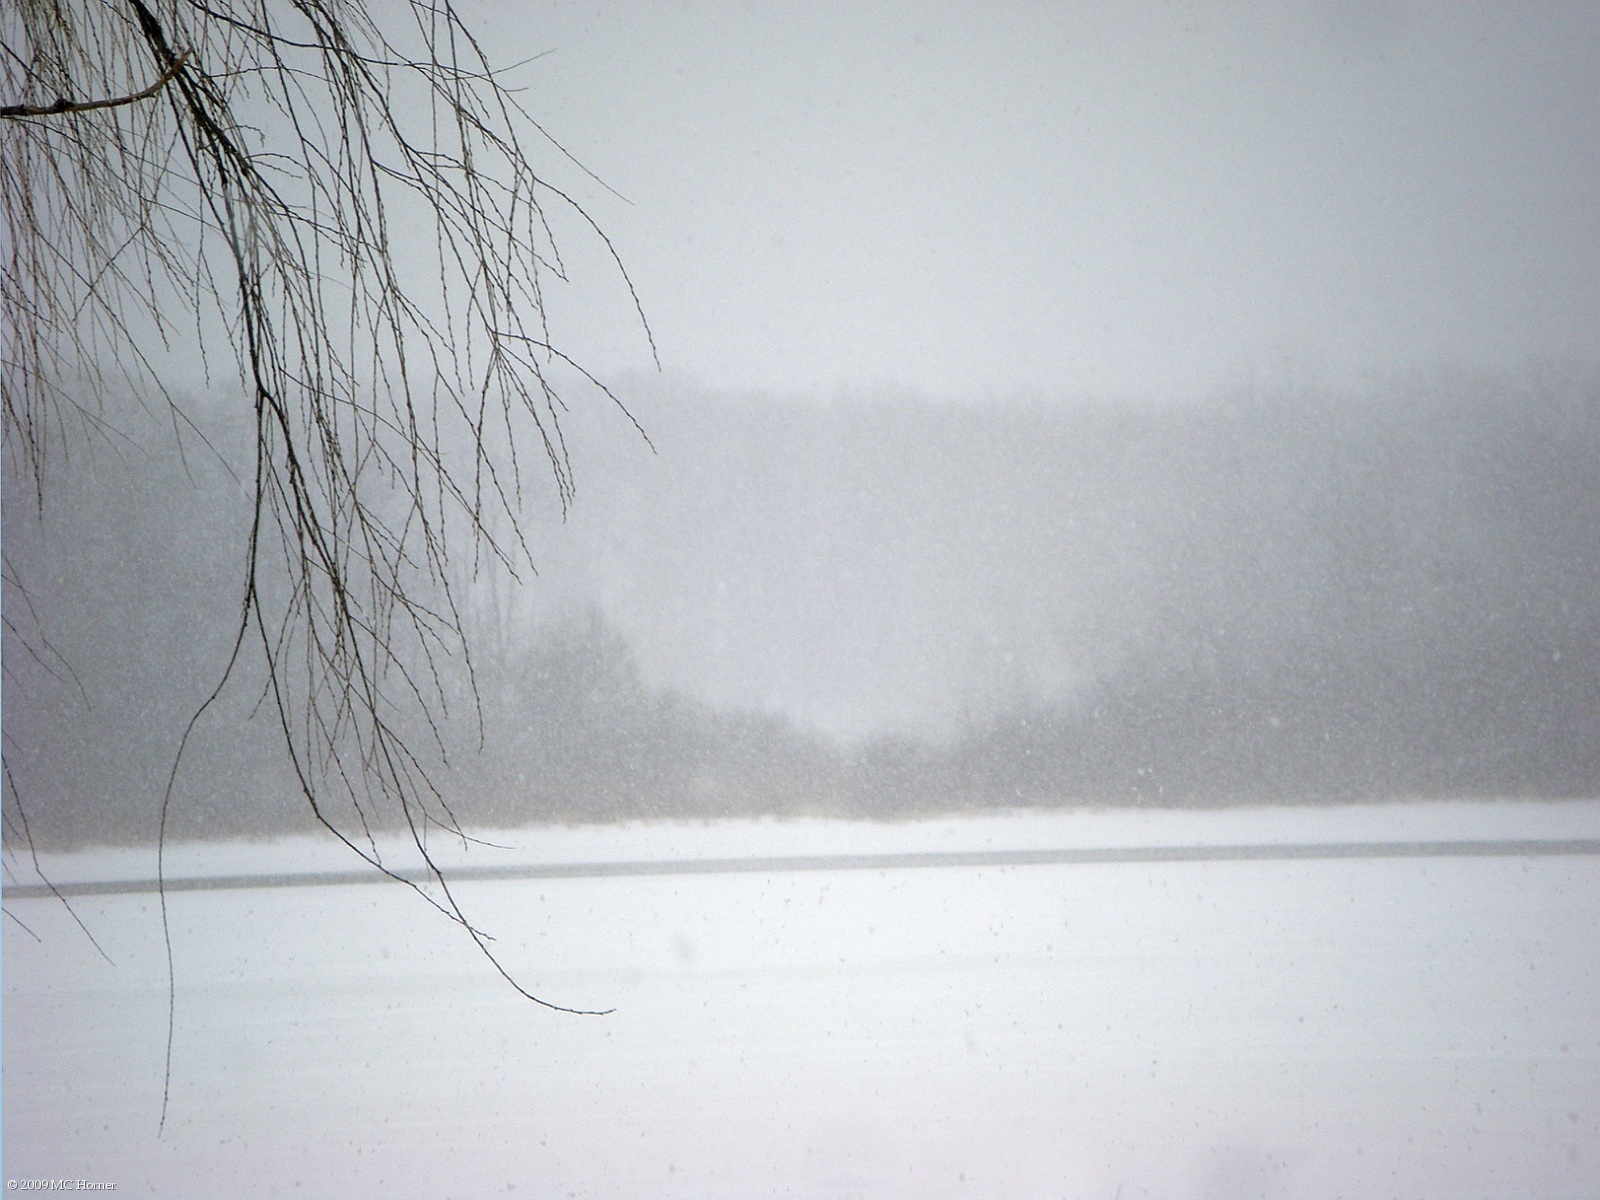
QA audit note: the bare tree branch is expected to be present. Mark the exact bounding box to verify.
[3,0,649,1126]
[1,47,187,117]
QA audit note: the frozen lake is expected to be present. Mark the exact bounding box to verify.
[5,801,1599,1198]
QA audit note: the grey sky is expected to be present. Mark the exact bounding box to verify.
[494,0,1598,402]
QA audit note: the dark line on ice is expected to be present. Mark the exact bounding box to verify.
[6,838,1600,898]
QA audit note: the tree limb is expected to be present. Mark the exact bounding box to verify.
[1,50,188,120]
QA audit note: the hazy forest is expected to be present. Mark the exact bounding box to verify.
[6,366,1597,848]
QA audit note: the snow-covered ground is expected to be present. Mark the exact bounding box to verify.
[5,801,1599,1198]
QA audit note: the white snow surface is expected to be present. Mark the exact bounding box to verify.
[5,800,1599,1198]
[17,797,1600,884]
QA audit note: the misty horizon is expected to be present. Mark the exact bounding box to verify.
[6,364,1596,845]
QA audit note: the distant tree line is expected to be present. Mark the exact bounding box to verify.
[950,370,1600,806]
[6,367,1596,847]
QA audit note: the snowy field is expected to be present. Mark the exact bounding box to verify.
[5,801,1599,1198]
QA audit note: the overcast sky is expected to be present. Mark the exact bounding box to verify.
[478,0,1599,403]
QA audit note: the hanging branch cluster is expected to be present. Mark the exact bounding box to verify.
[2,0,653,1017]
